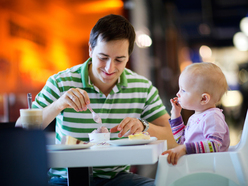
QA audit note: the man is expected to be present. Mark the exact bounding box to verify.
[16,14,176,186]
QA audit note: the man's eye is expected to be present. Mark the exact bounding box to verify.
[116,59,122,62]
[100,58,108,61]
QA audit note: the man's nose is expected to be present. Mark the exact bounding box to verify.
[105,60,115,73]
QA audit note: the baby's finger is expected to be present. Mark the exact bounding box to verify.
[162,150,169,155]
[170,152,176,165]
[167,152,173,164]
[170,99,176,105]
[172,98,180,106]
[170,99,178,107]
[174,155,179,165]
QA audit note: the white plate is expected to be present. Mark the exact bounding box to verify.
[47,143,94,151]
[107,137,157,146]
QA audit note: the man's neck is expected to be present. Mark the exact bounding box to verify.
[88,64,116,96]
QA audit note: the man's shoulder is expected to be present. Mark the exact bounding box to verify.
[124,68,151,84]
[52,64,83,80]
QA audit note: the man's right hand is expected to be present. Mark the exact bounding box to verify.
[56,88,90,112]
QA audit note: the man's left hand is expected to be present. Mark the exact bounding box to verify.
[110,117,144,137]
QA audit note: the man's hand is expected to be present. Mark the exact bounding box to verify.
[170,97,182,120]
[56,88,90,112]
[110,117,144,137]
[162,144,186,165]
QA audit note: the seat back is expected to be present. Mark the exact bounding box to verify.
[237,110,248,152]
[0,128,48,186]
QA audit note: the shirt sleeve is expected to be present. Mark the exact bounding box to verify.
[32,76,61,109]
[142,84,167,122]
[169,116,186,144]
[185,113,228,154]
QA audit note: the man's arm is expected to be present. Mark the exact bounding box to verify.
[15,100,62,129]
[16,88,91,129]
[148,113,178,149]
[110,113,178,149]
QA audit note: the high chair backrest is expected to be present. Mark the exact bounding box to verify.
[237,110,248,152]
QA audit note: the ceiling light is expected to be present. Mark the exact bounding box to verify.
[136,30,152,48]
[233,32,248,51]
[199,45,212,59]
[240,17,248,36]
[221,90,243,107]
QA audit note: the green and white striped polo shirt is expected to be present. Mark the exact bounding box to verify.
[33,58,167,179]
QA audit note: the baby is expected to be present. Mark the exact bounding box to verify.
[162,62,230,165]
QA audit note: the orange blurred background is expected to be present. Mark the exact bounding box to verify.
[0,0,124,121]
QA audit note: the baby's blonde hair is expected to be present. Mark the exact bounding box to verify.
[183,62,228,103]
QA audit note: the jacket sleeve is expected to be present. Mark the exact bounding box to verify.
[169,116,186,145]
[185,140,221,154]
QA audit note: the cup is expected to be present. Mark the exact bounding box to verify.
[20,109,43,129]
[88,133,110,143]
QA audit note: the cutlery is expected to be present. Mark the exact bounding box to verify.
[27,93,32,109]
[87,105,102,124]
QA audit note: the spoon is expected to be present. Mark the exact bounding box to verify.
[27,93,32,109]
[87,105,102,124]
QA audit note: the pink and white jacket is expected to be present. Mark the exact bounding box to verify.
[170,108,230,154]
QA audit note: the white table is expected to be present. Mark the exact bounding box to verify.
[46,133,167,185]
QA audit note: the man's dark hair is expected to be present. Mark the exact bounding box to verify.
[89,14,136,55]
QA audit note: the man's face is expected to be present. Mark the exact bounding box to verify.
[89,36,129,88]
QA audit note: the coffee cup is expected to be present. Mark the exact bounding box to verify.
[20,109,43,129]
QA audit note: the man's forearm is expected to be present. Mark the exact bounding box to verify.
[148,113,178,149]
[15,101,62,129]
[41,101,63,129]
[148,123,178,149]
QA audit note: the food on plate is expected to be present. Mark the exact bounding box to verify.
[61,135,88,145]
[128,132,150,140]
[91,126,109,133]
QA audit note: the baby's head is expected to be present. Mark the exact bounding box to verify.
[180,62,228,105]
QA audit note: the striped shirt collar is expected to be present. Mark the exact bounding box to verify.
[81,58,128,92]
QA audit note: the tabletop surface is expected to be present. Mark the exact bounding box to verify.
[46,133,167,168]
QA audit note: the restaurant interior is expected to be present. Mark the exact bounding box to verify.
[0,0,248,180]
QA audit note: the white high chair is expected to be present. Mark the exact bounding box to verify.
[155,110,248,186]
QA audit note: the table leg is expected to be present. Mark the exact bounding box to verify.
[67,167,91,186]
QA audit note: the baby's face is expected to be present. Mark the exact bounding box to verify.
[176,71,203,111]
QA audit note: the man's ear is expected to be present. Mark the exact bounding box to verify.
[201,93,210,105]
[89,42,92,57]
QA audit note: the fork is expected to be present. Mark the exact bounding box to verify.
[87,105,102,124]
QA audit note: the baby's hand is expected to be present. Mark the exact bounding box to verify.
[161,144,186,165]
[170,97,182,119]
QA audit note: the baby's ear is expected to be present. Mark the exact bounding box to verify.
[200,93,210,105]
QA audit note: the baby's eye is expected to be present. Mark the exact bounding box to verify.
[179,88,185,93]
